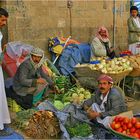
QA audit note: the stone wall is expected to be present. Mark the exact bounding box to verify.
[1,0,130,57]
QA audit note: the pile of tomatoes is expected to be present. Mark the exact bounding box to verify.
[110,116,140,139]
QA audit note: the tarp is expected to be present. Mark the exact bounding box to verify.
[58,43,91,75]
[0,127,24,140]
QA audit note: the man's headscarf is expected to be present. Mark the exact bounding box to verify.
[30,47,44,69]
[97,74,113,84]
[96,26,109,43]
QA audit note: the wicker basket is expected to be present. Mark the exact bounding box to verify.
[105,70,131,84]
[74,66,132,84]
[129,68,140,77]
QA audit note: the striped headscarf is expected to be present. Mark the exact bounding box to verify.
[96,26,109,43]
[30,47,45,69]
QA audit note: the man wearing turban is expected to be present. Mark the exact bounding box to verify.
[13,47,55,109]
[83,74,127,127]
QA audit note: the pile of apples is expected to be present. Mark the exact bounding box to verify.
[110,116,140,139]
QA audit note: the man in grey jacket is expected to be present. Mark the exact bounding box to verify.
[83,74,127,121]
[13,47,55,109]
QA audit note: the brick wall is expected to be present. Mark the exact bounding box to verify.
[2,0,130,57]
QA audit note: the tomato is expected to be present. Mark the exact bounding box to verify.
[114,116,119,122]
[132,133,139,139]
[124,118,130,124]
[135,129,140,134]
[131,117,137,124]
[126,130,130,135]
[135,122,140,129]
[118,116,124,122]
[122,125,127,130]
[114,123,121,129]
[116,127,123,133]
[127,122,132,129]
[110,122,115,130]
[122,130,127,135]
[130,127,136,133]
[120,121,124,126]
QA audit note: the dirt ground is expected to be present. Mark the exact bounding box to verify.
[126,96,140,114]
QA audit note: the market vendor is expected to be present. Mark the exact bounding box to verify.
[83,74,127,127]
[90,26,115,59]
[12,47,55,109]
[128,6,140,54]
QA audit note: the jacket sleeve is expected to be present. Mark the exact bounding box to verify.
[17,63,37,87]
[82,95,95,108]
[101,93,127,118]
[39,66,54,86]
[127,18,140,32]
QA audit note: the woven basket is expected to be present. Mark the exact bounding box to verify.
[74,66,131,84]
[104,70,131,84]
[129,68,140,77]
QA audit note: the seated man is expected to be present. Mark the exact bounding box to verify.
[12,47,55,109]
[90,26,115,59]
[83,74,127,127]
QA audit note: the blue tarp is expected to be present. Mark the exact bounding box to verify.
[58,43,91,75]
[0,127,24,140]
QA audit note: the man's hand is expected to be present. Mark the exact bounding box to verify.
[110,47,115,52]
[37,78,47,84]
[87,110,101,119]
[83,105,90,111]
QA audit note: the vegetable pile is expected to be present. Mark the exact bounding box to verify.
[110,116,140,139]
[63,87,91,105]
[77,57,133,74]
[124,54,140,69]
[66,123,92,138]
[12,109,37,131]
[52,87,92,110]
[54,75,72,93]
[24,110,61,139]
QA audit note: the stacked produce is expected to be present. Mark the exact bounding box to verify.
[63,87,91,104]
[124,55,140,69]
[110,116,140,139]
[54,75,72,93]
[25,110,61,139]
[122,55,140,76]
[53,87,92,110]
[66,122,92,138]
[77,57,133,74]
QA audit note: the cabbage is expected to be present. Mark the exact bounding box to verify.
[54,100,64,110]
[64,102,70,106]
